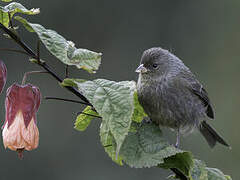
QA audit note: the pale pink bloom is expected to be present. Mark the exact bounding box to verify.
[2,111,39,151]
[2,83,41,157]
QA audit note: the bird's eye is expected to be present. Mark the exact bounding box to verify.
[152,64,158,68]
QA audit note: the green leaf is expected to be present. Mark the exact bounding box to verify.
[120,123,191,170]
[15,16,102,73]
[1,0,12,2]
[206,168,232,180]
[60,78,80,88]
[190,160,208,180]
[160,152,194,177]
[132,92,147,123]
[74,106,99,131]
[14,16,34,32]
[62,79,136,156]
[0,2,39,27]
[188,159,232,180]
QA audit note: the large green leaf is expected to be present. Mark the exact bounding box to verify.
[15,16,102,73]
[62,78,136,156]
[0,2,39,27]
[120,123,193,171]
[74,106,99,131]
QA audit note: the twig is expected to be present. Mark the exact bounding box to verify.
[0,48,29,55]
[45,96,91,106]
[37,40,40,63]
[0,22,91,106]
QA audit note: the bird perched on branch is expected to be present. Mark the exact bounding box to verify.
[136,47,230,148]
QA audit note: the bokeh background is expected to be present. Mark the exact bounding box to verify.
[0,0,238,179]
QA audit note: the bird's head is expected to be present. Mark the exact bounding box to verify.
[136,47,182,79]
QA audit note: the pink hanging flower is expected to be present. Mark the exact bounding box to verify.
[2,83,41,157]
[0,60,7,93]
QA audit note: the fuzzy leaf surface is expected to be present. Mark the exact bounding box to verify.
[120,123,192,171]
[15,16,102,73]
[190,160,208,180]
[183,159,232,180]
[160,152,194,177]
[0,3,39,27]
[206,168,232,180]
[62,78,136,156]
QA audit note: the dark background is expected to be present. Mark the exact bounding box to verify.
[0,0,238,179]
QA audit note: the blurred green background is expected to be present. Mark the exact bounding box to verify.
[0,0,238,179]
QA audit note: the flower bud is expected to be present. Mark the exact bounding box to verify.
[0,60,7,94]
[2,83,41,157]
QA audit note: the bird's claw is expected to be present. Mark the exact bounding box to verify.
[140,117,152,126]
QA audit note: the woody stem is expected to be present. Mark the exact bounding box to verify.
[0,22,91,106]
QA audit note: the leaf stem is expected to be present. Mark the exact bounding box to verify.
[77,111,102,119]
[0,22,91,106]
[65,65,69,78]
[8,12,13,28]
[45,96,91,106]
[0,48,29,55]
[103,144,112,148]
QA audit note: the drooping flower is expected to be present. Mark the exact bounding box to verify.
[2,83,41,158]
[0,60,7,93]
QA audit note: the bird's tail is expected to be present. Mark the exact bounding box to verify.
[199,121,230,148]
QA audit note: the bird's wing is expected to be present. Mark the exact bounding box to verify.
[178,71,214,119]
[190,81,214,119]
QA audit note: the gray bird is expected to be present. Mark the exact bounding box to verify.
[136,47,230,148]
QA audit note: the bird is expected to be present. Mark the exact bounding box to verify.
[136,47,230,148]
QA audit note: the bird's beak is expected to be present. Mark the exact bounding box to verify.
[135,64,148,73]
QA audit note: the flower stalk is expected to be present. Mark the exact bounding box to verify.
[21,71,48,85]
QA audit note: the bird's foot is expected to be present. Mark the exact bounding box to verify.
[140,117,152,126]
[174,142,179,149]
[175,129,180,149]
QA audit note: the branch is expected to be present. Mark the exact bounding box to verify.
[0,22,91,106]
[45,96,91,106]
[170,168,188,180]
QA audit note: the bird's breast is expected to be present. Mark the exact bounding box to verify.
[137,76,203,132]
[137,77,174,125]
